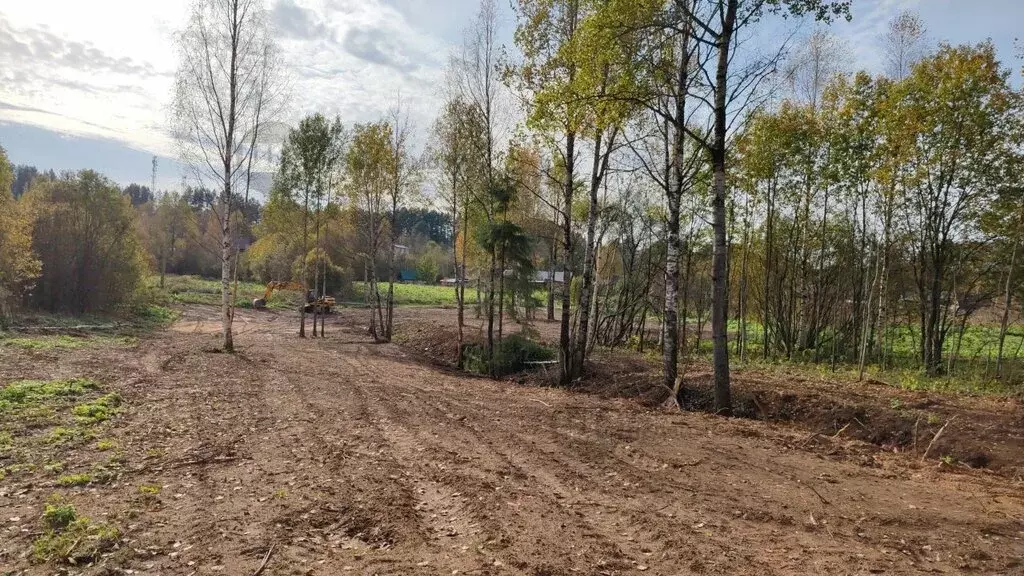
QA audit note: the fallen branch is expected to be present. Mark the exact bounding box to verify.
[830,423,851,440]
[252,544,275,576]
[64,535,83,559]
[529,398,551,408]
[921,417,956,462]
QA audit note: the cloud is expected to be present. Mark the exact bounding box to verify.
[0,14,158,77]
[342,25,420,72]
[0,101,49,114]
[271,0,331,41]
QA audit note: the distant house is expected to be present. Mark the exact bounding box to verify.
[533,271,565,284]
[393,244,411,257]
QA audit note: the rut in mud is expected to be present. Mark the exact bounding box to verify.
[1,304,1023,575]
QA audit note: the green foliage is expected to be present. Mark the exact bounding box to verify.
[56,473,92,486]
[0,334,136,350]
[72,393,122,424]
[22,171,147,313]
[464,334,555,376]
[42,496,77,531]
[33,515,120,564]
[95,439,117,451]
[139,484,161,495]
[351,282,480,307]
[0,378,100,416]
[0,145,41,324]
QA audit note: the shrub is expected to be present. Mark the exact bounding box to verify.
[42,496,77,530]
[464,334,555,377]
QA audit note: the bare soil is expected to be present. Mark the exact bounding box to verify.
[1,304,1023,575]
[389,307,1024,479]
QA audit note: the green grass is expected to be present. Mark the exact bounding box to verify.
[0,334,137,350]
[352,282,482,307]
[33,509,119,564]
[0,378,100,417]
[153,274,303,311]
[56,473,92,487]
[71,394,122,425]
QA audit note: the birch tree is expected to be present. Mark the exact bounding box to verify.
[172,0,282,352]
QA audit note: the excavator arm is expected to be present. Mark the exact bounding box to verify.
[254,281,306,309]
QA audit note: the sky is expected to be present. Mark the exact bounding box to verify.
[0,0,1021,194]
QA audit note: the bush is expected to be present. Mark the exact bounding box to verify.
[464,334,555,377]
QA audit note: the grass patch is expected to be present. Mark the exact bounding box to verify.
[0,378,100,417]
[352,282,482,307]
[0,334,137,350]
[33,516,120,564]
[154,274,302,311]
[72,393,122,425]
[43,461,64,474]
[56,473,91,487]
[95,439,117,451]
[46,426,93,445]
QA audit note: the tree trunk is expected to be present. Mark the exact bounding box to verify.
[547,238,556,322]
[663,198,681,396]
[996,238,1018,378]
[576,131,604,374]
[558,131,576,387]
[858,240,881,380]
[708,0,736,415]
[299,186,309,338]
[220,194,234,353]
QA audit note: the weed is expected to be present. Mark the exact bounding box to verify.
[926,413,942,425]
[940,455,956,466]
[889,398,904,410]
[57,473,91,487]
[42,496,77,530]
[95,439,117,451]
[33,517,120,564]
[144,447,165,458]
[273,488,287,499]
[139,484,161,495]
[0,430,11,450]
[46,426,92,445]
[72,393,122,424]
[90,464,119,484]
[43,461,64,474]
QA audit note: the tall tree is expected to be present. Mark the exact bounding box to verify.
[0,146,40,324]
[384,103,418,343]
[346,122,393,342]
[172,0,282,352]
[430,96,485,367]
[278,113,344,338]
[893,43,1018,375]
[670,0,850,414]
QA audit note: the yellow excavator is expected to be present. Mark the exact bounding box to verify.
[253,281,335,313]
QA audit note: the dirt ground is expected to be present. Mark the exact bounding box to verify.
[391,307,1024,479]
[2,304,1024,575]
